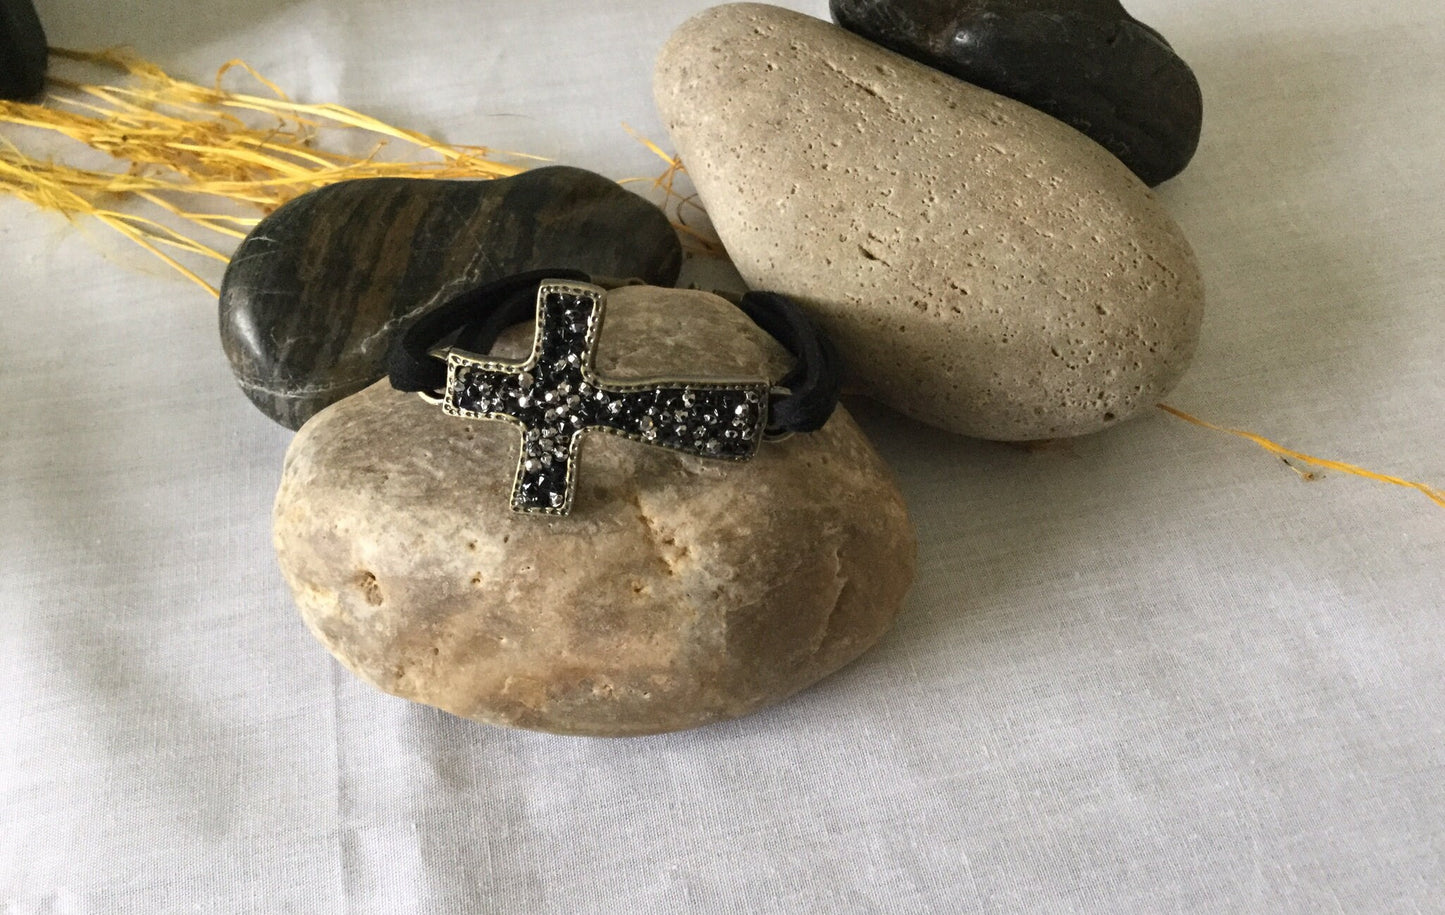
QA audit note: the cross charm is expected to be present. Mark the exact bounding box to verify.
[441,280,771,514]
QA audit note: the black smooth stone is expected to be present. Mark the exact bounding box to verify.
[829,0,1203,186]
[218,166,683,429]
[1,0,47,100]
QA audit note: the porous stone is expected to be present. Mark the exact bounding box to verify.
[829,0,1203,186]
[219,166,683,430]
[274,285,916,737]
[1,0,48,100]
[655,3,1204,440]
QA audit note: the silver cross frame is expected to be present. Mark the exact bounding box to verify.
[439,280,770,515]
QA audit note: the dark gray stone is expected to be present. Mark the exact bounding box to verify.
[1,0,47,100]
[829,0,1203,185]
[219,166,683,429]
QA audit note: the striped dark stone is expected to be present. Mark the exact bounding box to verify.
[218,166,683,429]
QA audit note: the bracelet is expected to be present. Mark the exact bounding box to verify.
[388,269,842,515]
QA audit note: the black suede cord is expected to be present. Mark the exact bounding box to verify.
[387,268,589,396]
[387,270,841,436]
[734,290,842,434]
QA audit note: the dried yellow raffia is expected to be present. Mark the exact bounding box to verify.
[621,126,725,257]
[1157,404,1444,509]
[0,50,1435,510]
[0,47,529,295]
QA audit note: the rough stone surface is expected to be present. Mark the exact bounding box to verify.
[219,166,683,430]
[655,3,1204,441]
[274,285,917,737]
[830,0,1203,186]
[1,0,48,100]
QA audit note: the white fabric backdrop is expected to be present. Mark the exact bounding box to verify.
[3,0,1442,911]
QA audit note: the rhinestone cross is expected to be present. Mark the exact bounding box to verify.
[441,281,770,515]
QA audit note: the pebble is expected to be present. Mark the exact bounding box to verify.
[219,166,683,429]
[655,3,1204,440]
[1,0,48,100]
[273,285,917,736]
[829,0,1203,185]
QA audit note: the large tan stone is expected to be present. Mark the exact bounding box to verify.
[273,285,916,736]
[655,3,1205,440]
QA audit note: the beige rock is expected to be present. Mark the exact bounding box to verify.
[273,285,916,736]
[654,3,1205,440]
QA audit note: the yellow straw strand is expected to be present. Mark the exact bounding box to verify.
[0,47,532,293]
[1157,404,1445,509]
[624,126,725,256]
